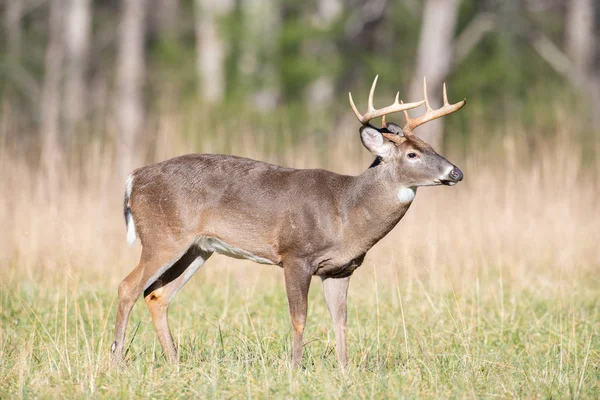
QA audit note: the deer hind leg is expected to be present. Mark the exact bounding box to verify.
[283,261,313,369]
[322,275,351,371]
[143,247,212,363]
[111,243,194,365]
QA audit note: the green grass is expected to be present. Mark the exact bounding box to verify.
[1,261,598,398]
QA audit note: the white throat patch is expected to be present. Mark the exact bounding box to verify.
[397,187,416,203]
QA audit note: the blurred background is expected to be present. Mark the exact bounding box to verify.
[0,0,598,284]
[1,2,599,395]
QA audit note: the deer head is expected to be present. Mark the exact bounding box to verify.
[349,76,465,187]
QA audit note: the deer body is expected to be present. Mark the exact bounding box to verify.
[112,77,466,369]
[127,153,416,274]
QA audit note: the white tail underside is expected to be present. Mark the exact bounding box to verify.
[125,174,137,246]
[127,213,136,246]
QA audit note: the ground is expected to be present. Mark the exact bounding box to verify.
[1,255,597,398]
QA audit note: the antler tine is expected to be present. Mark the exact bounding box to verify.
[399,100,414,135]
[348,92,362,122]
[381,92,401,128]
[443,82,449,106]
[402,79,467,134]
[367,75,378,112]
[400,100,411,122]
[348,76,425,126]
[423,77,432,111]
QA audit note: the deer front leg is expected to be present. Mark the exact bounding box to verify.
[283,261,312,369]
[322,275,350,370]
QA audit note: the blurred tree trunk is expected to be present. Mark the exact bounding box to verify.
[408,0,460,148]
[5,0,24,60]
[317,0,343,24]
[565,0,599,127]
[338,0,387,100]
[566,0,594,77]
[117,0,147,178]
[239,0,280,110]
[305,0,343,108]
[64,0,91,145]
[156,0,179,40]
[194,0,234,104]
[41,0,65,182]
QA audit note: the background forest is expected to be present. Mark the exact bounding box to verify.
[0,0,599,398]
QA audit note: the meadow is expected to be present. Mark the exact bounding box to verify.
[0,104,599,398]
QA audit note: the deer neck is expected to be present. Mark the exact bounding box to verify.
[341,161,416,249]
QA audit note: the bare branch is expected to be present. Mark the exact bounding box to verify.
[453,12,496,67]
[525,31,579,86]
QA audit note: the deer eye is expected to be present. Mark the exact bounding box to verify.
[407,152,418,159]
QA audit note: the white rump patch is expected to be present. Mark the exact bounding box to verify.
[125,174,137,246]
[196,237,276,265]
[397,187,416,204]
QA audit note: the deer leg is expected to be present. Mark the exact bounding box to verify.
[111,245,191,365]
[283,262,312,369]
[322,275,351,370]
[143,247,212,363]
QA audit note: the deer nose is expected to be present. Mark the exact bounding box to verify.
[449,167,463,181]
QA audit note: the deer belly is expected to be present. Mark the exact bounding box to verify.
[196,237,278,265]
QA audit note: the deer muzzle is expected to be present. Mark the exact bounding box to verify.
[449,167,463,182]
[439,166,463,186]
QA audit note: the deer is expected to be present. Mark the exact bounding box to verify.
[111,76,466,369]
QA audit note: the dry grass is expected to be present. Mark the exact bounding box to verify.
[0,105,598,397]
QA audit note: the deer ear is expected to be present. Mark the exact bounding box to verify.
[360,126,393,158]
[384,122,405,136]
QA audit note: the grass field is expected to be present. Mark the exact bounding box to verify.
[1,262,598,398]
[0,111,599,398]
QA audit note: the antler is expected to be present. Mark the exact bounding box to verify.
[401,77,466,135]
[349,75,425,126]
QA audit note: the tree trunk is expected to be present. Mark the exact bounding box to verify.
[156,0,179,40]
[117,0,147,178]
[41,0,65,182]
[408,0,460,148]
[239,0,280,110]
[64,0,92,145]
[194,0,234,104]
[566,0,594,79]
[5,0,24,60]
[305,0,343,108]
[565,0,599,128]
[337,0,387,101]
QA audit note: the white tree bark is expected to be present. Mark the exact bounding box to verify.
[64,0,91,142]
[408,0,461,148]
[566,0,594,78]
[305,0,343,108]
[117,0,147,177]
[194,0,234,104]
[316,0,343,26]
[156,0,179,39]
[239,0,280,110]
[5,0,24,60]
[565,0,598,127]
[41,0,65,179]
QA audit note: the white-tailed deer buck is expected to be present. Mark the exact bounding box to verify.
[111,76,466,369]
